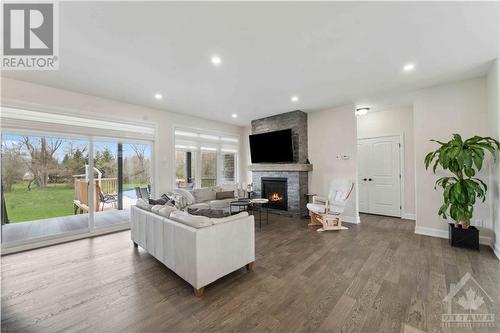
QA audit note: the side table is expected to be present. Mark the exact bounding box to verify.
[250,198,269,230]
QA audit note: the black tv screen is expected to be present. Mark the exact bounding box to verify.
[249,129,294,163]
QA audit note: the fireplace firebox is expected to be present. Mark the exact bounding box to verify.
[261,177,288,211]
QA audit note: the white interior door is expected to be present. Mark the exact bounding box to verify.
[358,136,401,217]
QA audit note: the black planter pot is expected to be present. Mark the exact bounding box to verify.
[448,223,479,250]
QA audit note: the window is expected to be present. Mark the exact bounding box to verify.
[175,150,195,189]
[222,153,236,183]
[174,128,238,188]
[201,150,217,187]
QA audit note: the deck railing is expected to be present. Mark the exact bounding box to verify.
[74,178,119,212]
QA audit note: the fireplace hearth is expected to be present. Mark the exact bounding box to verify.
[261,177,288,211]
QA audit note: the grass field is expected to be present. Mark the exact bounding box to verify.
[3,182,147,223]
[3,182,75,223]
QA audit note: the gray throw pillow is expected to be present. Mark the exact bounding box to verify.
[216,191,235,200]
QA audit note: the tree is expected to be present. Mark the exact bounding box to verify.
[1,141,25,191]
[129,144,150,184]
[94,148,116,178]
[21,136,63,189]
[62,147,88,184]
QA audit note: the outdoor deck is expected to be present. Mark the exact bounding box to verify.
[2,209,130,245]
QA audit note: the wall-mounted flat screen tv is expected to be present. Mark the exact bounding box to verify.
[249,129,294,163]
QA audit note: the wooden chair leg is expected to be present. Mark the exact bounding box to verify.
[246,261,255,271]
[308,212,322,226]
[194,287,205,297]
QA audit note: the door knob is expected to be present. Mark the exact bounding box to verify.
[368,178,373,181]
[363,178,367,181]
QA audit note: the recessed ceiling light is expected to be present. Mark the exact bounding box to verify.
[403,63,415,72]
[355,107,370,116]
[231,113,238,118]
[211,55,222,66]
[291,96,299,102]
[154,93,163,100]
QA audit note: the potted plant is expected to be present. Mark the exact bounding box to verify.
[424,134,499,250]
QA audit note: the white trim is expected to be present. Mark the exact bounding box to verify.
[1,224,130,255]
[414,226,495,250]
[342,215,361,224]
[402,213,416,220]
[1,105,155,141]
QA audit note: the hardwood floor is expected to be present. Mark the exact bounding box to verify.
[2,214,499,332]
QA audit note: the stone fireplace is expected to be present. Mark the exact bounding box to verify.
[249,110,312,216]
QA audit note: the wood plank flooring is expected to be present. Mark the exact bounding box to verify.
[1,213,499,332]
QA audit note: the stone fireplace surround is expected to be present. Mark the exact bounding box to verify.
[249,110,312,216]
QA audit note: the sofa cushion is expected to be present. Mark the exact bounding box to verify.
[169,210,213,228]
[187,207,228,218]
[136,198,153,211]
[216,191,235,200]
[189,202,210,210]
[158,205,177,218]
[193,187,217,203]
[211,212,249,225]
[208,199,234,210]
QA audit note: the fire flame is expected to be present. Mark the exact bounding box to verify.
[270,193,282,201]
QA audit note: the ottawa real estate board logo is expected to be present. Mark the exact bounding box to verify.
[2,1,59,70]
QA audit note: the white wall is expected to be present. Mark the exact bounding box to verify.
[357,106,416,218]
[487,58,500,257]
[413,77,494,242]
[308,104,359,223]
[1,78,244,196]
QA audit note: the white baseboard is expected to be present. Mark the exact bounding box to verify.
[402,213,416,220]
[414,226,497,259]
[343,215,361,224]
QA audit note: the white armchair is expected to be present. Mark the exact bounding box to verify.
[306,179,354,231]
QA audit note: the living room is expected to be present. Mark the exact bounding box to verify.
[1,1,499,332]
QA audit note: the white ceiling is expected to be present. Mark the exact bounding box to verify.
[3,1,499,125]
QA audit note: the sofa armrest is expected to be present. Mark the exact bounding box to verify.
[195,215,255,289]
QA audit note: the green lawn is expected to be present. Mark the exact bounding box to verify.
[3,182,148,223]
[3,182,75,223]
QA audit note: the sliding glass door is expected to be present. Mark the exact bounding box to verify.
[1,132,154,247]
[1,132,90,245]
[123,143,152,205]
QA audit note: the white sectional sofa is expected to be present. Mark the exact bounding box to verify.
[172,184,248,212]
[130,205,255,297]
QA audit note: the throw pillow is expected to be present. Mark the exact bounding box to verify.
[173,189,196,205]
[221,183,239,198]
[215,191,235,200]
[161,194,176,206]
[151,205,164,214]
[158,205,177,218]
[149,197,167,205]
[193,187,216,203]
[136,198,153,211]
